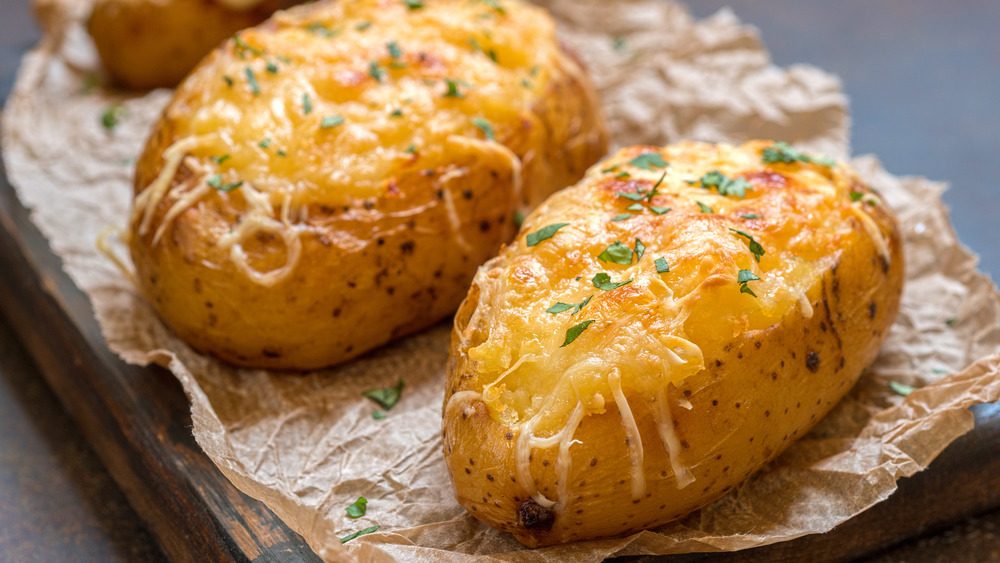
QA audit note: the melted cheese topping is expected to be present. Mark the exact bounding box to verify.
[461,140,892,507]
[147,0,560,209]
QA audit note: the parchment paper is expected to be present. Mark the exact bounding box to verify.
[4,0,1000,561]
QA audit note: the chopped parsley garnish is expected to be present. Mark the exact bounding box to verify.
[404,0,423,9]
[729,228,765,262]
[340,525,380,544]
[443,78,466,98]
[650,206,671,215]
[387,41,402,59]
[223,75,234,87]
[276,150,288,157]
[100,104,126,130]
[307,22,339,37]
[207,174,243,192]
[762,142,836,166]
[479,0,506,14]
[266,60,279,74]
[210,154,230,164]
[471,117,495,140]
[362,378,404,410]
[611,213,632,222]
[521,79,533,88]
[737,269,760,297]
[303,93,313,115]
[696,201,713,213]
[888,380,915,397]
[405,144,417,154]
[592,273,632,291]
[526,223,568,246]
[612,36,627,52]
[615,172,632,179]
[616,191,646,202]
[244,66,260,95]
[390,108,403,117]
[356,21,372,30]
[372,410,387,420]
[467,38,498,62]
[740,213,762,219]
[368,61,385,82]
[561,320,595,347]
[626,203,644,212]
[655,257,670,273]
[233,33,263,58]
[946,317,957,326]
[634,238,646,261]
[602,165,619,174]
[346,497,368,518]
[513,209,524,228]
[258,137,272,149]
[698,170,751,198]
[598,241,633,265]
[849,190,865,202]
[321,115,345,128]
[645,171,667,202]
[627,153,669,171]
[546,302,574,314]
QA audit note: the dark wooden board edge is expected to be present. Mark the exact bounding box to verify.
[0,158,323,562]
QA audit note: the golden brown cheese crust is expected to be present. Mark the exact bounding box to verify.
[88,0,302,90]
[443,140,904,546]
[128,0,608,370]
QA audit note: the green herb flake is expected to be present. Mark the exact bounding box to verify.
[699,170,751,198]
[850,190,865,202]
[598,241,633,265]
[390,108,403,118]
[266,60,279,74]
[404,0,424,9]
[737,269,760,297]
[602,165,620,174]
[443,78,466,98]
[307,22,339,38]
[387,41,402,59]
[612,36,627,52]
[405,144,417,154]
[655,257,670,274]
[341,525,380,544]
[356,21,372,31]
[530,65,540,77]
[372,410,387,420]
[82,73,100,94]
[650,206,671,215]
[526,223,568,246]
[627,153,669,171]
[521,79,533,88]
[207,174,243,192]
[611,213,632,222]
[888,380,915,397]
[592,272,632,291]
[368,61,385,82]
[615,171,632,179]
[571,295,593,315]
[696,201,713,214]
[480,0,506,14]
[729,228,766,263]
[634,238,645,261]
[626,203,644,212]
[100,104,126,130]
[362,378,404,410]
[561,320,595,347]
[616,191,646,202]
[210,154,230,164]
[513,209,524,228]
[233,33,263,58]
[302,93,313,115]
[276,150,288,157]
[346,497,368,518]
[762,142,836,166]
[244,66,260,95]
[258,137,272,149]
[471,117,495,140]
[223,75,234,87]
[321,115,345,128]
[946,317,957,326]
[931,368,950,375]
[546,302,574,314]
[740,213,762,219]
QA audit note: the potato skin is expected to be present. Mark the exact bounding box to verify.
[129,0,608,370]
[442,140,904,546]
[88,0,301,90]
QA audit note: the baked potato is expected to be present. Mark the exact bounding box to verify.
[88,0,303,90]
[128,0,608,369]
[442,140,903,546]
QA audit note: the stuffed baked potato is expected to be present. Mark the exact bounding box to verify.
[128,0,608,369]
[88,0,302,90]
[443,140,903,546]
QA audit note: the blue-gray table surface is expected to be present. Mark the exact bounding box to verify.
[1,0,997,561]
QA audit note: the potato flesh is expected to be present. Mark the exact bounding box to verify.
[444,140,903,545]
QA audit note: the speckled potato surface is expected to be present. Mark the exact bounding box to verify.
[443,140,904,546]
[128,0,608,370]
[88,0,302,90]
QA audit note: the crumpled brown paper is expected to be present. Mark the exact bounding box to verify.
[4,0,1000,561]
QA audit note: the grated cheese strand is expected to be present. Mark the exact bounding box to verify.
[609,368,645,500]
